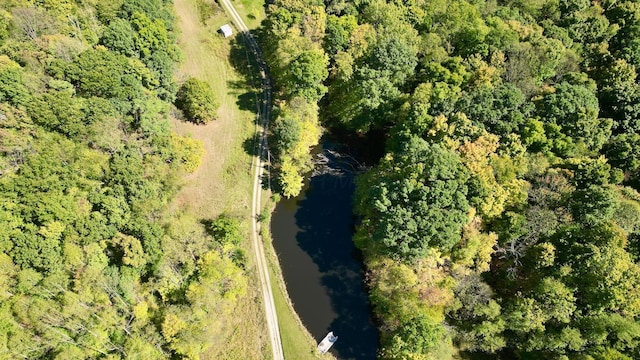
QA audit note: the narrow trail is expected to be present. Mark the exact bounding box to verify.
[217,1,284,359]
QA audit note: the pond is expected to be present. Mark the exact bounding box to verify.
[270,141,379,359]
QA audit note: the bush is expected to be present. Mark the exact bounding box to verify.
[175,77,219,124]
[208,215,243,245]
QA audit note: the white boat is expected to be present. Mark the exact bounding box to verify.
[317,331,338,354]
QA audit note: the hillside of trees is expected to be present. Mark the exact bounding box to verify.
[263,0,640,358]
[0,0,249,358]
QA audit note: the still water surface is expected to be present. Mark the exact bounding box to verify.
[270,144,379,359]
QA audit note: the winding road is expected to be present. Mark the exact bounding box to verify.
[217,1,284,359]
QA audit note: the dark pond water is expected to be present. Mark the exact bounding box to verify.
[270,141,379,360]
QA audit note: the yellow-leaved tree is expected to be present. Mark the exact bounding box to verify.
[272,97,322,197]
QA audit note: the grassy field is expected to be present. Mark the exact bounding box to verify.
[232,0,266,29]
[171,0,256,220]
[170,0,267,358]
[170,0,324,358]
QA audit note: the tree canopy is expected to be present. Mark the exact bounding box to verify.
[0,0,250,358]
[175,77,219,124]
[262,0,640,357]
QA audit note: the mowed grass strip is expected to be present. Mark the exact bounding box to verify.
[270,265,324,360]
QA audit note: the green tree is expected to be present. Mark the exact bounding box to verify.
[603,134,640,172]
[607,1,640,67]
[594,58,640,133]
[64,48,144,103]
[536,78,612,152]
[355,137,470,258]
[554,224,640,318]
[28,90,87,137]
[169,134,203,173]
[272,115,302,153]
[146,49,177,99]
[130,11,172,60]
[326,66,402,132]
[119,0,175,31]
[175,77,219,124]
[456,84,528,135]
[283,49,328,102]
[382,313,446,359]
[324,14,357,55]
[208,215,243,246]
[367,35,418,86]
[100,18,137,57]
[0,56,29,106]
[449,274,506,353]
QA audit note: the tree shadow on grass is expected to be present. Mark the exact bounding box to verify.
[242,134,260,158]
[199,218,216,238]
[227,32,280,192]
[227,33,276,188]
[228,36,263,117]
[242,137,277,192]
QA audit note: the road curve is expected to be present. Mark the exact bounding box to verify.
[217,1,284,359]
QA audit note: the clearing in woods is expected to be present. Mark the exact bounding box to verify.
[171,0,256,218]
[170,0,267,358]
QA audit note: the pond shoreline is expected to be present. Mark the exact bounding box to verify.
[270,137,380,360]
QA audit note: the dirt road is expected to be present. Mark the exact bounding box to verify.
[217,1,284,359]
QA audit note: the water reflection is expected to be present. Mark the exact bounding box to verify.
[271,144,379,360]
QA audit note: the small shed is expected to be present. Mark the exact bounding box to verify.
[220,24,233,38]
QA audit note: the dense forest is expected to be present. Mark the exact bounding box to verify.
[0,0,249,358]
[263,0,640,358]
